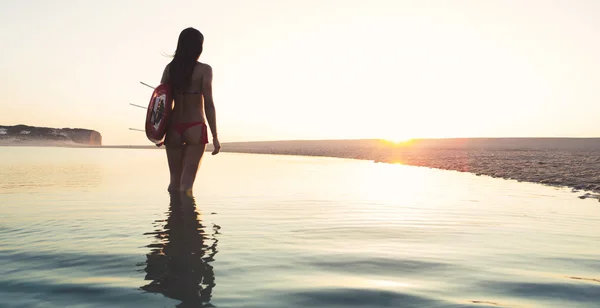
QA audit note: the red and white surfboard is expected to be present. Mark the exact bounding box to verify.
[145,83,173,145]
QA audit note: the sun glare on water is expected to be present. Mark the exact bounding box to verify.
[384,137,414,145]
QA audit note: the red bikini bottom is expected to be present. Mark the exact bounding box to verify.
[170,121,208,144]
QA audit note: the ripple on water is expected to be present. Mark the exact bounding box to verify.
[474,279,600,307]
[1,149,600,307]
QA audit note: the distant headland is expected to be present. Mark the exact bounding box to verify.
[0,125,102,146]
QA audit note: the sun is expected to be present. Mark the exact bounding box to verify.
[383,137,414,144]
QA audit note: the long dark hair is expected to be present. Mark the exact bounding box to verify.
[168,27,204,93]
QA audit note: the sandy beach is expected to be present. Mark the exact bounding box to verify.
[3,138,600,200]
[374,148,600,198]
[214,138,600,200]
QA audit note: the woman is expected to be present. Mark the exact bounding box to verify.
[161,27,220,195]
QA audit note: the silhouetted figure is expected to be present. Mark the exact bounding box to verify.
[161,27,221,196]
[140,193,219,307]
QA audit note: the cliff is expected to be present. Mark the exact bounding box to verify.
[0,125,102,146]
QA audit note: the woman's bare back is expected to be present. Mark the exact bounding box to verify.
[162,62,212,124]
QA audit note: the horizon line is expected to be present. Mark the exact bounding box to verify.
[99,136,600,147]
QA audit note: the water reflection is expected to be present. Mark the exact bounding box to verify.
[0,163,102,193]
[140,193,219,307]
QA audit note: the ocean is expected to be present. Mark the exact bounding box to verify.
[0,147,599,308]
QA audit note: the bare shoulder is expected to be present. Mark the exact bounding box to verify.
[196,62,212,74]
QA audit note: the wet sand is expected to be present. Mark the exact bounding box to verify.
[4,138,600,199]
[214,138,600,200]
[372,148,600,199]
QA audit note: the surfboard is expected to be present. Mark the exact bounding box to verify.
[145,83,173,145]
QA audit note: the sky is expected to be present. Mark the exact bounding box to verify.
[1,0,599,145]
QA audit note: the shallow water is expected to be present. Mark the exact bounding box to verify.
[0,147,599,308]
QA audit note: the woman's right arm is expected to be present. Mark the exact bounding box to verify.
[203,64,220,155]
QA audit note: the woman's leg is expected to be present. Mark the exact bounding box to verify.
[180,125,207,194]
[164,129,184,192]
